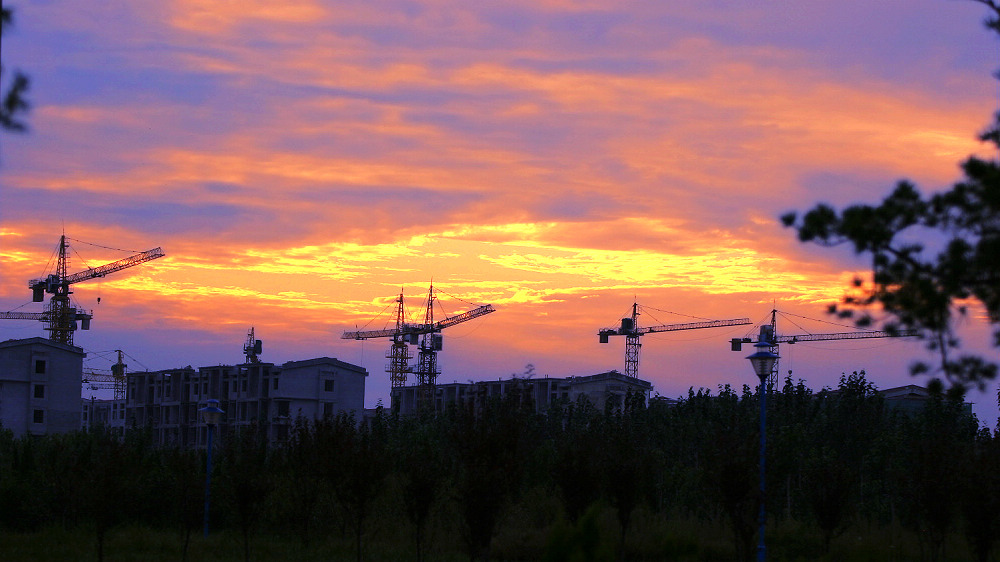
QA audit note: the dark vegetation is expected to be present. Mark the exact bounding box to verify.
[2,372,999,562]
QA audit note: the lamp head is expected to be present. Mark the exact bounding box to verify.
[746,340,779,380]
[199,398,225,425]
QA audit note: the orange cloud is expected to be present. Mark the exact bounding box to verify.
[4,0,997,424]
[169,0,328,33]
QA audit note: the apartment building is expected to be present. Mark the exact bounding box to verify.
[82,396,126,432]
[125,357,367,446]
[0,337,86,437]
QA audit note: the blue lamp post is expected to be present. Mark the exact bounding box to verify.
[199,398,224,538]
[746,340,778,562]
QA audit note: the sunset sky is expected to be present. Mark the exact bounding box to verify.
[2,1,998,422]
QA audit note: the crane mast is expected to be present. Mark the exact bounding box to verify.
[42,236,85,345]
[730,308,920,385]
[387,291,413,388]
[599,301,751,379]
[415,284,442,406]
[618,302,642,379]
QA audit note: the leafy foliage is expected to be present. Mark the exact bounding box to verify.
[0,6,30,133]
[781,0,1000,389]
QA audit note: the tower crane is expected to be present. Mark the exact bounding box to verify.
[244,327,263,364]
[342,284,496,404]
[599,301,751,379]
[2,235,165,345]
[730,308,920,385]
[82,349,128,402]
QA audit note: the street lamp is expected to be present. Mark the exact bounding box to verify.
[199,398,224,538]
[746,340,778,562]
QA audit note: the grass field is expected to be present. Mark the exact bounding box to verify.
[0,513,979,562]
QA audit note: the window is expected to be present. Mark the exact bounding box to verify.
[241,380,247,392]
[34,359,46,374]
[273,378,279,390]
[324,379,334,392]
[33,409,44,424]
[277,401,289,417]
[33,384,45,399]
[323,402,333,417]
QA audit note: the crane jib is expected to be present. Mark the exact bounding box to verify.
[29,247,166,289]
[341,304,496,340]
[780,329,921,343]
[599,317,752,337]
[730,328,921,351]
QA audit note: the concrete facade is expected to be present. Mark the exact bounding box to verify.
[0,337,85,437]
[879,384,973,416]
[81,397,126,433]
[392,370,653,415]
[125,357,367,446]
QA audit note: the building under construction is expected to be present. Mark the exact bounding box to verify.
[0,333,368,444]
[123,356,367,446]
[392,370,654,415]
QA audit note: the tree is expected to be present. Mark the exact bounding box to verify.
[217,425,274,562]
[271,417,330,547]
[552,409,603,524]
[449,393,529,561]
[893,390,979,561]
[395,414,448,562]
[781,0,1000,389]
[1,6,30,133]
[698,385,760,562]
[600,393,652,560]
[335,411,390,562]
[801,372,883,553]
[960,426,1000,562]
[162,447,204,562]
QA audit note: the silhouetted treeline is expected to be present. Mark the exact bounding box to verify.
[2,372,999,562]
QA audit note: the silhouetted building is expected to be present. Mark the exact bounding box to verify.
[81,396,126,432]
[0,337,85,437]
[391,370,652,415]
[879,384,973,416]
[126,357,367,447]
